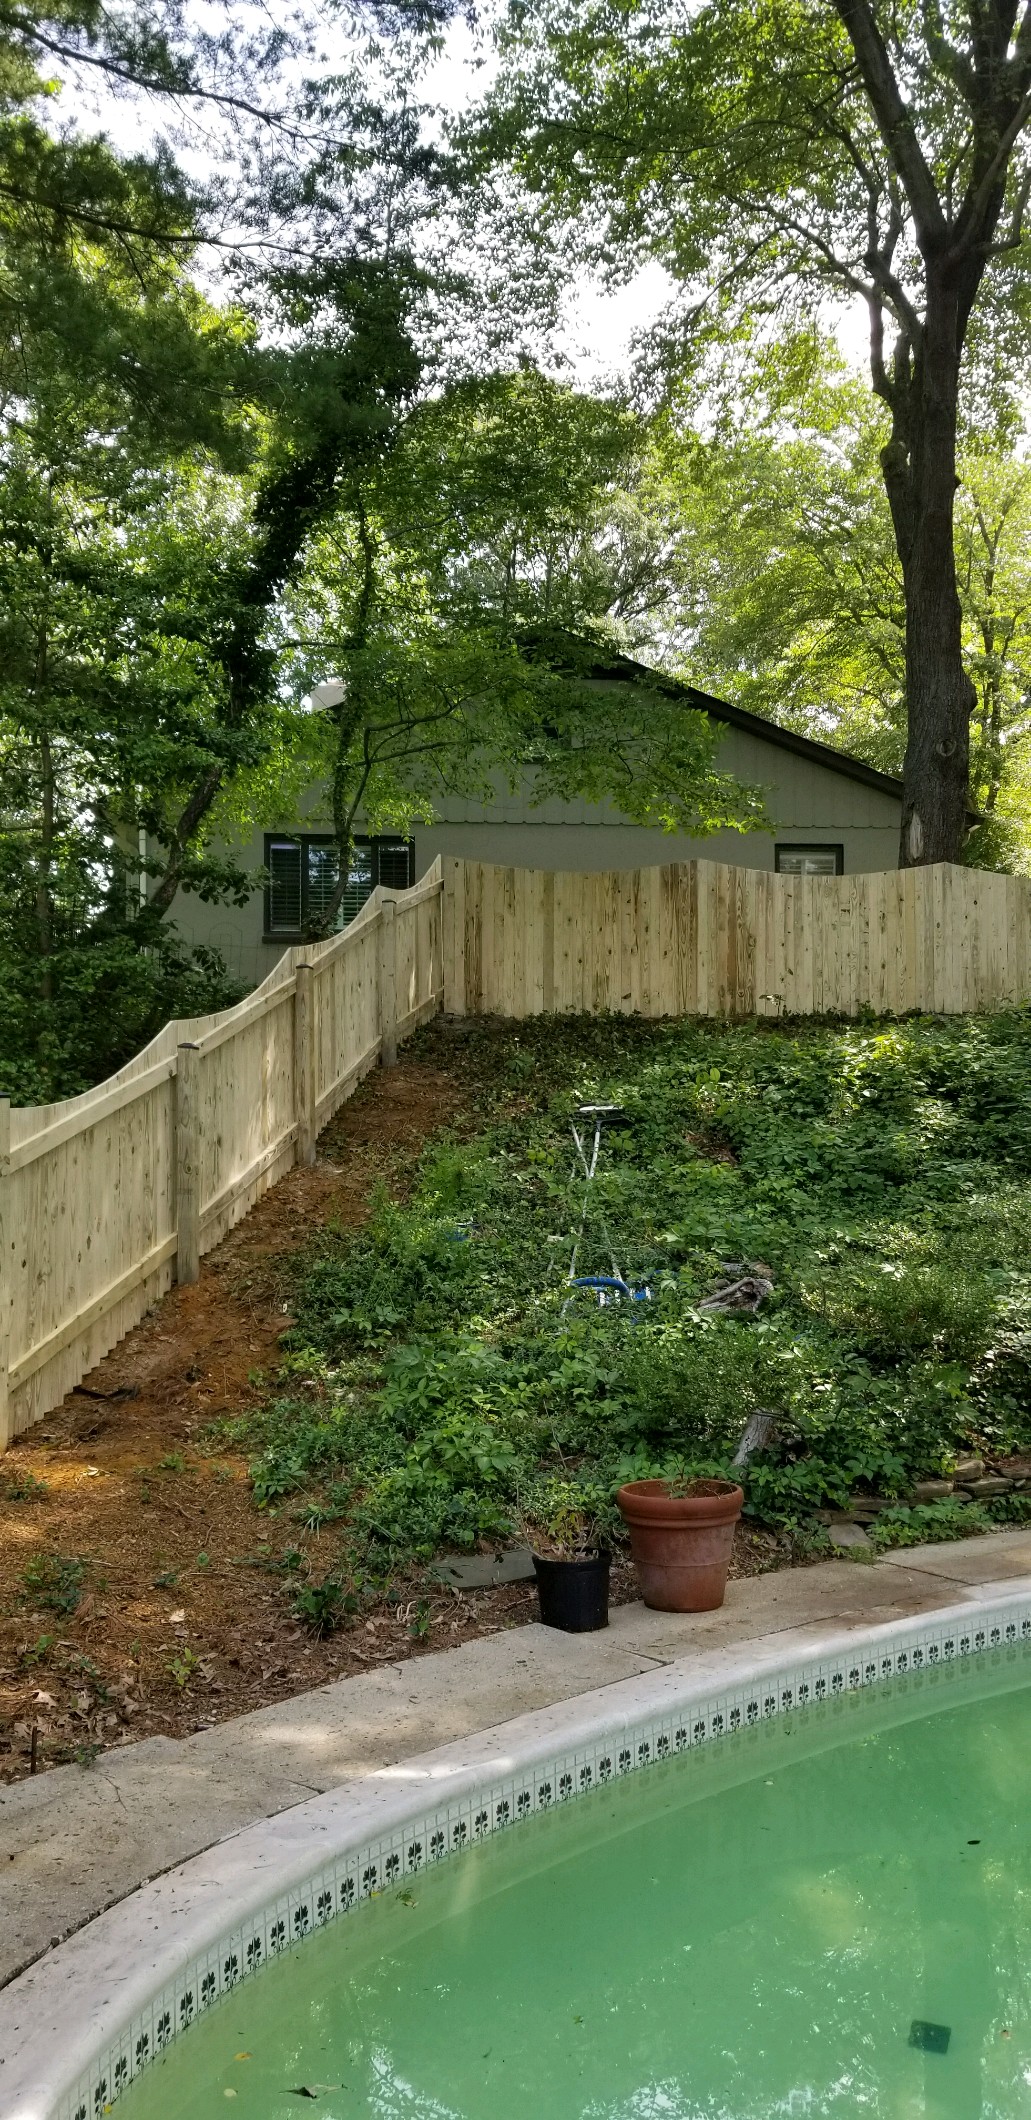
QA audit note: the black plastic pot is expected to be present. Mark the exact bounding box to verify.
[532,1551,611,1632]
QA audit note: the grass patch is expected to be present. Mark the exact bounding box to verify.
[212,1012,1031,1579]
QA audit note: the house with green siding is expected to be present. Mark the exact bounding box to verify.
[161,653,907,989]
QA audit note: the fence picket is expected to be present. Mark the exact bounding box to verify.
[5,867,445,1447]
[0,1100,10,1449]
[174,1043,202,1286]
[439,859,1031,1027]
[294,963,317,1165]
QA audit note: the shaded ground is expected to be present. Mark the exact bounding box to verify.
[0,1027,781,1785]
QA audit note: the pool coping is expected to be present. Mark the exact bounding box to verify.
[5,1571,1031,2120]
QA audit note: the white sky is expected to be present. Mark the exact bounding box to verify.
[57,2,872,394]
[419,13,873,387]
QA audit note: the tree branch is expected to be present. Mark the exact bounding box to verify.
[0,177,199,249]
[867,285,894,405]
[0,179,328,261]
[0,9,302,135]
[921,0,978,104]
[987,162,1031,247]
[139,765,224,923]
[953,86,1031,255]
[832,0,949,248]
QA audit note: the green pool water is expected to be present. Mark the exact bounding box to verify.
[120,1647,1031,2118]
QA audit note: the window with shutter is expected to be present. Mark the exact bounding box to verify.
[264,834,413,937]
[376,840,414,891]
[774,844,843,877]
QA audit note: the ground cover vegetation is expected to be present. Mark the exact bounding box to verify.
[211,1011,1031,1607]
[0,1057,529,1779]
[4,1009,1031,1777]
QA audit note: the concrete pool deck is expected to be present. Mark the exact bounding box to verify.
[3,1526,1031,1992]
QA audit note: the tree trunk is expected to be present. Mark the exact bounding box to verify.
[895,288,976,868]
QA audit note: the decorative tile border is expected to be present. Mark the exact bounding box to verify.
[20,1587,1031,2120]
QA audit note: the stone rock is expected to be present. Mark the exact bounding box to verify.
[847,1495,893,1517]
[963,1477,1013,1499]
[827,1520,871,1550]
[952,1457,985,1483]
[432,1546,536,1590]
[911,1479,955,1503]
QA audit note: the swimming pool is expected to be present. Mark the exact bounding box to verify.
[8,1593,1031,2120]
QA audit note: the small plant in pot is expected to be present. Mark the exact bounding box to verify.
[520,1478,616,1633]
[617,1472,744,1613]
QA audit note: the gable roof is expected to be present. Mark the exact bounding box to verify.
[579,645,908,802]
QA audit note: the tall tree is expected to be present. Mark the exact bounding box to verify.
[635,374,1031,865]
[479,0,1031,865]
[277,369,767,931]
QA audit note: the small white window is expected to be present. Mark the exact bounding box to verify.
[774,844,843,877]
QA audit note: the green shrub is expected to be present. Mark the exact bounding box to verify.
[291,1575,358,1637]
[800,1255,997,1362]
[284,1191,483,1349]
[518,1472,621,1555]
[867,1500,990,1551]
[235,1010,1031,1569]
[984,1492,1031,1526]
[350,1467,513,1560]
[410,1415,519,1489]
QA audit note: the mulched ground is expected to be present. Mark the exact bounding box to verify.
[0,1026,782,1785]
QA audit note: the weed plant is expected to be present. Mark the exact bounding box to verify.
[213,1012,1031,1585]
[0,1472,49,1501]
[20,1553,88,1614]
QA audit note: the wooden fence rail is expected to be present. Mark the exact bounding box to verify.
[442,857,1031,1021]
[0,863,443,1448]
[5,852,1031,1450]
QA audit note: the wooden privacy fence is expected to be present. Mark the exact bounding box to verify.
[0,863,443,1448]
[6,852,1031,1450]
[443,857,1031,1020]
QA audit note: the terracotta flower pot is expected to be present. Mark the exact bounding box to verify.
[617,1478,744,1612]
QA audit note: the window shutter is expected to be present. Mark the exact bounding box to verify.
[305,840,341,928]
[339,839,374,926]
[376,839,413,891]
[267,841,302,932]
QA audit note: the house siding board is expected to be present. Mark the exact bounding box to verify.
[412,819,902,877]
[153,728,905,991]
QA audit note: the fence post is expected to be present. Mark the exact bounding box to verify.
[294,960,317,1165]
[175,1042,202,1284]
[379,898,398,1067]
[0,1098,11,1449]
